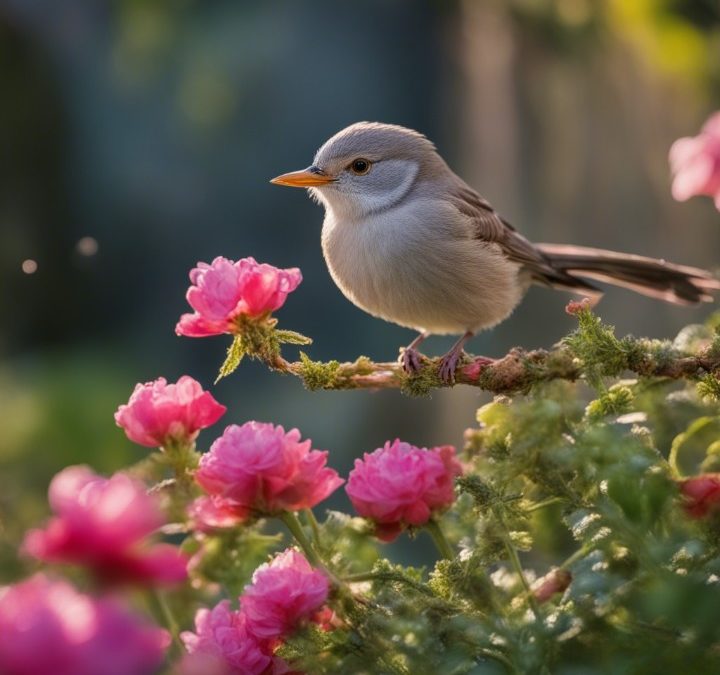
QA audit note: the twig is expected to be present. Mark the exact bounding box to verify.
[267,341,718,396]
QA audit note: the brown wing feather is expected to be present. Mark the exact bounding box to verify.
[446,183,719,306]
[447,184,602,296]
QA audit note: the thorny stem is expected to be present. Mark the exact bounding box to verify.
[425,519,455,560]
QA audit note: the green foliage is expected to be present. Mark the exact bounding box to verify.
[18,310,720,674]
[400,365,444,398]
[698,373,720,401]
[297,352,341,391]
[185,522,283,598]
[272,370,720,672]
[216,317,312,381]
[584,382,634,422]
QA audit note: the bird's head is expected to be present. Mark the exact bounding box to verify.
[271,122,445,220]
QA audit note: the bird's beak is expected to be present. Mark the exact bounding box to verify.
[270,166,335,188]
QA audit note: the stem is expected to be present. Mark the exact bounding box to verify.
[425,519,455,560]
[525,496,564,513]
[343,570,436,596]
[280,511,323,568]
[304,508,322,547]
[668,416,719,479]
[477,648,517,674]
[493,507,541,621]
[161,441,197,496]
[148,590,182,656]
[267,333,719,395]
[558,542,596,570]
[343,571,384,583]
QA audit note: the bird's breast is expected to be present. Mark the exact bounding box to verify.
[320,200,526,335]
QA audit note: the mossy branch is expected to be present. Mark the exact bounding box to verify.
[258,307,720,396]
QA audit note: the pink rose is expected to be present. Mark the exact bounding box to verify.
[188,496,247,532]
[115,376,226,448]
[176,257,302,338]
[670,112,720,210]
[0,574,168,675]
[241,549,330,641]
[678,474,720,518]
[23,466,188,586]
[180,600,281,675]
[345,440,463,541]
[195,422,343,517]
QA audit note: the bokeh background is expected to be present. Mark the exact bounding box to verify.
[2,0,720,576]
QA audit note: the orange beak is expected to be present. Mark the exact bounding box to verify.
[270,166,335,188]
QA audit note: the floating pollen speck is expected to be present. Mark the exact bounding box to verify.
[21,259,38,274]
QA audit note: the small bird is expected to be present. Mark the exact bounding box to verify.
[271,122,720,383]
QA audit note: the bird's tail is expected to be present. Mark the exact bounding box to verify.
[535,243,720,306]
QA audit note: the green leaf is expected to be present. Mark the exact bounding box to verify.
[215,335,246,382]
[275,329,313,345]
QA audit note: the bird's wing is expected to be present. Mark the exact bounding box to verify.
[447,183,601,295]
[448,184,552,274]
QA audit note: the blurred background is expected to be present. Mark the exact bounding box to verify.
[1,0,720,575]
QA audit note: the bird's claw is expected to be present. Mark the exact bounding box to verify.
[438,350,466,384]
[400,347,424,375]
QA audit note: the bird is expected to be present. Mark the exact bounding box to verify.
[270,121,720,383]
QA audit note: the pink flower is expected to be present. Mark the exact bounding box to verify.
[670,112,720,210]
[195,422,344,517]
[0,574,168,675]
[23,466,188,586]
[176,257,302,338]
[345,440,463,541]
[678,474,720,518]
[115,376,226,448]
[241,549,330,640]
[188,496,247,532]
[181,600,279,675]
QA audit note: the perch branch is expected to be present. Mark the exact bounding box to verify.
[259,304,720,396]
[268,343,719,397]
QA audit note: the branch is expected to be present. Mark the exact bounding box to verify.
[266,345,718,397]
[262,308,720,397]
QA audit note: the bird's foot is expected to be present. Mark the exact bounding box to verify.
[439,348,468,384]
[400,346,425,375]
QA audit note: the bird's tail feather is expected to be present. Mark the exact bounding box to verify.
[536,243,720,306]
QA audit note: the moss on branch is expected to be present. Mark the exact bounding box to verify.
[261,307,720,397]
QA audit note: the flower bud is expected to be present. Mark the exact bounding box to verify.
[679,473,720,518]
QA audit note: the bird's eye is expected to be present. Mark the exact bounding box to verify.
[349,158,371,175]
